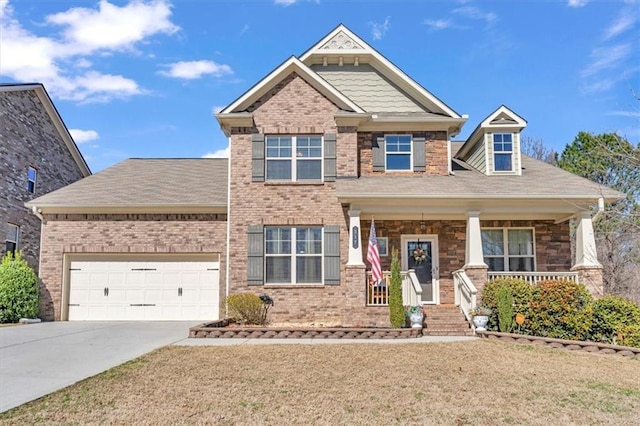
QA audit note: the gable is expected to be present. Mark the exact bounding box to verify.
[319,29,366,51]
[311,64,426,113]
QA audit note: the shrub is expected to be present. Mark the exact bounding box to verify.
[588,295,640,347]
[388,247,405,328]
[226,293,268,325]
[496,286,514,333]
[481,278,532,331]
[0,251,39,323]
[527,279,593,340]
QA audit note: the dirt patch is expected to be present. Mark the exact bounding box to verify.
[1,340,639,424]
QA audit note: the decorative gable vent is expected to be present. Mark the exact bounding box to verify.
[320,31,365,50]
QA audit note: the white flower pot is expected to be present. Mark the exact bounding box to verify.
[472,315,489,331]
[409,310,424,329]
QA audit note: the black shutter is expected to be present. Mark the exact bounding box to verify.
[252,133,265,182]
[413,136,426,172]
[324,133,337,182]
[372,134,385,172]
[247,225,264,286]
[324,225,340,285]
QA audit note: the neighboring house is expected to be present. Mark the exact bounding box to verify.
[1,83,90,274]
[26,25,622,325]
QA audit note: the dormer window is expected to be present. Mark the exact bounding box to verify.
[493,133,513,172]
[385,135,412,171]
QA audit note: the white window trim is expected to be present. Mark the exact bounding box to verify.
[6,223,20,253]
[481,227,536,272]
[265,135,324,182]
[491,133,514,173]
[385,134,413,172]
[265,226,324,285]
[27,166,37,193]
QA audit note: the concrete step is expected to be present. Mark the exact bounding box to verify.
[423,330,475,336]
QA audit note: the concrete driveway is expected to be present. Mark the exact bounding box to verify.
[0,321,196,413]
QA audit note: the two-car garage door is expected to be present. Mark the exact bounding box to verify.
[67,256,219,321]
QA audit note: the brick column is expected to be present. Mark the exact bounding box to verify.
[572,266,604,297]
[343,264,366,326]
[464,265,489,302]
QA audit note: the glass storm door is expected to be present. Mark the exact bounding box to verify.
[403,237,438,304]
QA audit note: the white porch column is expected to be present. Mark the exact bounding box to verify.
[574,212,601,268]
[347,209,365,266]
[465,211,486,267]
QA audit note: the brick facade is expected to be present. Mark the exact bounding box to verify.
[38,213,227,320]
[0,89,86,270]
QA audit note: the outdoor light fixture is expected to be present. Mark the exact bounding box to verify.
[420,213,426,231]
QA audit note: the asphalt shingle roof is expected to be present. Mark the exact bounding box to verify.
[27,159,228,208]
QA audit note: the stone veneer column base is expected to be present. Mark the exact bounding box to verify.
[343,265,367,327]
[571,265,604,297]
[464,265,488,302]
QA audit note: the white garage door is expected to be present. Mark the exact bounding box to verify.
[68,257,219,321]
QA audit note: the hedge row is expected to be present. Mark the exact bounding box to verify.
[480,278,640,348]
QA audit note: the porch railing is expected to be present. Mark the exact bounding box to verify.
[487,271,579,284]
[453,269,477,322]
[366,271,421,306]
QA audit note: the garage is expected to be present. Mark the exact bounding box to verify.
[67,256,220,321]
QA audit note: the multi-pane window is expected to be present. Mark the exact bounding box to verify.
[5,224,19,255]
[385,135,412,171]
[265,136,322,181]
[265,227,323,284]
[482,228,535,272]
[493,133,513,172]
[27,166,37,193]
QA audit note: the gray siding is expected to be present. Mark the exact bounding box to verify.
[465,137,488,174]
[311,64,426,113]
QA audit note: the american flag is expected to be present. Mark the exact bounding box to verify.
[367,219,382,283]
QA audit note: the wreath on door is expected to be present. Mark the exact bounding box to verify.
[412,246,427,263]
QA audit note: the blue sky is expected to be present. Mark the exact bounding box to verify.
[2,0,638,172]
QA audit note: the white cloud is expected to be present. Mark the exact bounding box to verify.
[607,110,640,118]
[203,146,229,158]
[274,0,297,5]
[423,19,453,31]
[370,17,391,40]
[0,0,179,102]
[568,0,589,7]
[69,129,99,143]
[212,105,225,114]
[452,6,496,25]
[603,11,636,40]
[581,44,631,77]
[159,60,233,80]
[45,0,179,55]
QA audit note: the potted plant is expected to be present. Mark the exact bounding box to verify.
[405,306,424,329]
[469,306,492,331]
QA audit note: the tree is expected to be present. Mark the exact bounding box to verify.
[521,137,557,165]
[388,248,405,328]
[557,132,640,302]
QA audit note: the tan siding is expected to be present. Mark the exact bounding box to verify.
[312,64,426,113]
[465,138,487,174]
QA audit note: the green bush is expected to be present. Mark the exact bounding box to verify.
[588,295,640,347]
[388,247,405,328]
[496,286,515,333]
[481,278,533,331]
[226,293,267,325]
[527,280,593,340]
[0,251,39,323]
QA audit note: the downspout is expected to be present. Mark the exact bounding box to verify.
[30,206,45,280]
[592,197,605,222]
[225,138,232,317]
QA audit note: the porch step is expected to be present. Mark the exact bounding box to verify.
[421,305,474,336]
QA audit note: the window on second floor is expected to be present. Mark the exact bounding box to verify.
[27,166,37,193]
[493,133,513,172]
[266,136,323,181]
[385,135,413,171]
[5,223,20,255]
[481,228,535,272]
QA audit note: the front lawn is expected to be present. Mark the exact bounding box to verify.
[2,340,639,424]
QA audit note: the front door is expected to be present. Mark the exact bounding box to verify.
[401,235,439,304]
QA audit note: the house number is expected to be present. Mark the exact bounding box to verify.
[352,226,359,249]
